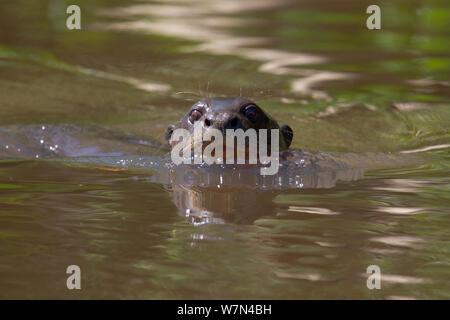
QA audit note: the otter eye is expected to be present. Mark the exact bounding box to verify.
[189,109,203,123]
[243,105,259,123]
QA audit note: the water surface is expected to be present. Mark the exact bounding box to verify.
[0,0,449,299]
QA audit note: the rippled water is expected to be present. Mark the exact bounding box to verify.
[0,0,449,299]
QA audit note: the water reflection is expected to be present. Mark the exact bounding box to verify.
[97,0,352,100]
[170,185,277,224]
[150,159,363,224]
[370,236,425,248]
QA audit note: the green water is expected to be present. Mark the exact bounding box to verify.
[0,0,449,299]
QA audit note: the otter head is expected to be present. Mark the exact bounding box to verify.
[165,97,293,153]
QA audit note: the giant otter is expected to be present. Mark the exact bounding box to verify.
[165,97,293,158]
[159,97,423,224]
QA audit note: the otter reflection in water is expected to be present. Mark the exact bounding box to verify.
[154,161,365,225]
[171,185,277,225]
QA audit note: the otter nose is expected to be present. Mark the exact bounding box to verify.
[224,116,242,130]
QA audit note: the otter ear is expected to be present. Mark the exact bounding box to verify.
[281,125,293,148]
[165,124,176,142]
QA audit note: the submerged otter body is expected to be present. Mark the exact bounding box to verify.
[0,97,423,224]
[165,97,293,153]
